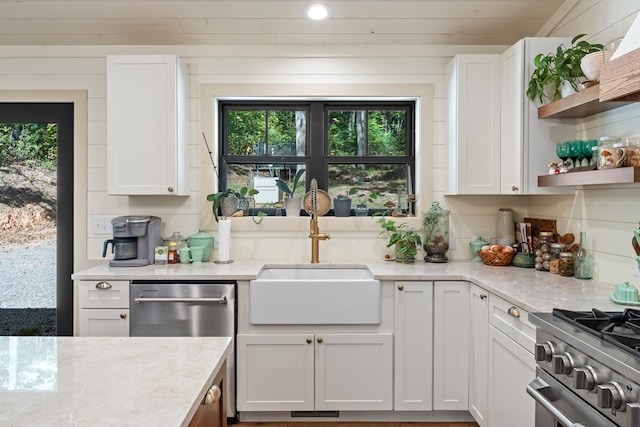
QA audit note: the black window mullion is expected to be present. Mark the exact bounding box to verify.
[308,103,326,191]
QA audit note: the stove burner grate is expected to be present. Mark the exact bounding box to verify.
[552,308,640,356]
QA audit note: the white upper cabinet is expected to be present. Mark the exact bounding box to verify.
[445,54,502,195]
[500,38,574,195]
[107,55,190,196]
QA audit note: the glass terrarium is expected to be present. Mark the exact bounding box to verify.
[422,201,450,263]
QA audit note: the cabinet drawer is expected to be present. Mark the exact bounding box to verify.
[78,280,130,309]
[488,294,535,354]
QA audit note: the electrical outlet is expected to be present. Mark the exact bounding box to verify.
[633,257,640,277]
[92,216,113,235]
[449,236,456,251]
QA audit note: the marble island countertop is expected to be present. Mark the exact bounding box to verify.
[72,260,632,313]
[0,336,231,426]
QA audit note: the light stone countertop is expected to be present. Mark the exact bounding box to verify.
[0,336,231,427]
[72,259,633,313]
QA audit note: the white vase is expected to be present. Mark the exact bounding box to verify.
[560,80,577,98]
[284,196,302,217]
[496,208,515,246]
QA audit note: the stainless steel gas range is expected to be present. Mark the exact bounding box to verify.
[529,309,640,427]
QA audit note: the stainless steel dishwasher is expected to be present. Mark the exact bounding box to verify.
[130,280,237,419]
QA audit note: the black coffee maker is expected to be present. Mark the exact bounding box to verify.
[102,216,162,266]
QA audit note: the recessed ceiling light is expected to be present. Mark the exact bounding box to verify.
[305,3,331,21]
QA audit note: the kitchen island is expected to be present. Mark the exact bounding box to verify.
[0,336,231,426]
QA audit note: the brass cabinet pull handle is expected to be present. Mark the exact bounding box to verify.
[120,312,127,319]
[95,281,112,290]
[480,293,487,300]
[317,337,323,344]
[306,337,312,344]
[512,185,519,192]
[508,306,521,318]
[398,284,404,291]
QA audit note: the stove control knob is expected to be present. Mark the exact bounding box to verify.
[598,382,627,410]
[627,402,640,425]
[552,352,574,375]
[574,366,598,390]
[534,341,556,362]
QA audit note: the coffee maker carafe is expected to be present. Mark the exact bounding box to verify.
[102,216,162,266]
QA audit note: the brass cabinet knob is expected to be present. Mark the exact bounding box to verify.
[511,185,519,192]
[95,281,112,290]
[204,384,221,405]
[317,337,323,344]
[480,293,487,300]
[398,284,404,291]
[306,337,312,344]
[120,312,127,319]
[507,306,520,318]
[168,186,174,193]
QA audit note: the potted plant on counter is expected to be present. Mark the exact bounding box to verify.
[376,216,422,263]
[207,186,259,221]
[526,34,603,104]
[275,168,306,217]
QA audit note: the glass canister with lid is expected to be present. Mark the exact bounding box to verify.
[626,136,640,167]
[534,231,555,271]
[548,243,567,274]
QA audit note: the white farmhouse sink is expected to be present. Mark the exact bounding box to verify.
[249,265,381,325]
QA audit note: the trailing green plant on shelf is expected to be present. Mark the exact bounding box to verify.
[526,34,603,105]
[206,186,259,222]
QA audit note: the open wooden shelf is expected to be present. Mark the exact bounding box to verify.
[537,84,634,119]
[538,167,640,187]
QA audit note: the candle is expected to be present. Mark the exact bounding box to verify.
[217,218,231,262]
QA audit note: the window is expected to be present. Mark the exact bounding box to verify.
[219,100,415,215]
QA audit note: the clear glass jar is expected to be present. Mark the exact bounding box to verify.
[626,137,640,167]
[548,243,567,274]
[559,252,575,277]
[534,231,554,271]
[422,202,450,263]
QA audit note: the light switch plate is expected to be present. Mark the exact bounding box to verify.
[92,216,114,235]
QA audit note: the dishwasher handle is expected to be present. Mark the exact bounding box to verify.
[134,296,228,304]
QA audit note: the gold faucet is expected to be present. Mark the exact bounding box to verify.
[309,179,330,263]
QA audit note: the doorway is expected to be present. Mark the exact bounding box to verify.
[0,103,74,336]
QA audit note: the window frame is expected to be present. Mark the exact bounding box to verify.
[218,99,416,216]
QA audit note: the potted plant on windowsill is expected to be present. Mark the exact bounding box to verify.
[206,186,259,221]
[275,168,306,217]
[376,216,422,263]
[333,187,358,217]
[353,189,383,217]
[526,34,604,105]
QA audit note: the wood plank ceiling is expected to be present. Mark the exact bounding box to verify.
[0,0,567,46]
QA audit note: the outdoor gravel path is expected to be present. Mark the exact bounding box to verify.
[0,238,57,335]
[0,238,56,309]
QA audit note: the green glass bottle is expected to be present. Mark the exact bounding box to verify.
[574,231,594,279]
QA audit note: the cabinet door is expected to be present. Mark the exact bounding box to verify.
[78,308,129,336]
[107,55,189,195]
[488,326,535,427]
[469,285,489,427]
[315,333,393,411]
[445,55,502,195]
[236,334,314,411]
[433,281,469,410]
[501,38,574,195]
[394,281,433,411]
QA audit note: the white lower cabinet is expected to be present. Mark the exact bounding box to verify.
[433,281,470,410]
[77,280,130,336]
[487,295,536,427]
[236,333,393,412]
[393,281,433,411]
[469,284,489,427]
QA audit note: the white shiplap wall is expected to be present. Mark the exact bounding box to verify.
[0,1,639,284]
